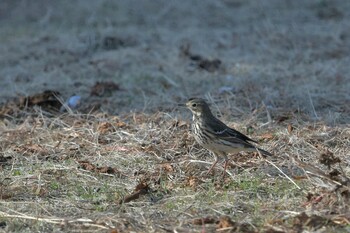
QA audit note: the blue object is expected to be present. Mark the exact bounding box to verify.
[67,95,81,108]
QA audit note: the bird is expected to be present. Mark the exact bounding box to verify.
[185,97,272,174]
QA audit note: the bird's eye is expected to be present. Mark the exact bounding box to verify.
[192,103,197,107]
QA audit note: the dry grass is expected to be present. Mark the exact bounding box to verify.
[1,0,350,232]
[0,108,349,232]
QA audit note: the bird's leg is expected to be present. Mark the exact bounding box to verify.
[223,160,229,172]
[222,154,229,178]
[206,153,219,175]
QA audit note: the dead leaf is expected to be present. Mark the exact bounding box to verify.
[302,193,324,207]
[14,143,48,156]
[0,192,13,200]
[262,225,286,233]
[192,217,217,225]
[0,155,12,164]
[119,181,149,204]
[319,151,341,169]
[287,124,293,134]
[97,122,114,134]
[140,144,161,156]
[97,166,118,174]
[185,176,202,188]
[217,216,237,230]
[19,90,60,108]
[329,169,341,180]
[198,58,222,72]
[32,185,48,197]
[90,81,120,96]
[293,212,334,229]
[292,175,307,180]
[260,133,275,140]
[78,160,119,174]
[276,115,290,123]
[180,43,222,72]
[114,121,127,128]
[78,160,96,171]
[0,90,61,117]
[160,163,174,173]
[109,229,119,233]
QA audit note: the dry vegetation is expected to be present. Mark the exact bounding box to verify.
[0,0,349,232]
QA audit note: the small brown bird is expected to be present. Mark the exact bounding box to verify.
[185,98,272,174]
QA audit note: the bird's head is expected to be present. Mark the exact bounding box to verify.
[185,98,212,117]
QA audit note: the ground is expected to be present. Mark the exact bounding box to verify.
[0,0,349,232]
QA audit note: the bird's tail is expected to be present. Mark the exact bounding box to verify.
[257,147,272,157]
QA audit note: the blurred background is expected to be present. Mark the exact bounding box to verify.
[1,2,349,232]
[1,0,349,123]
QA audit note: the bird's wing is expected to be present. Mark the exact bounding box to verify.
[204,117,272,156]
[207,117,258,144]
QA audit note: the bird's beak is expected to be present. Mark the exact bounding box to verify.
[178,103,186,107]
